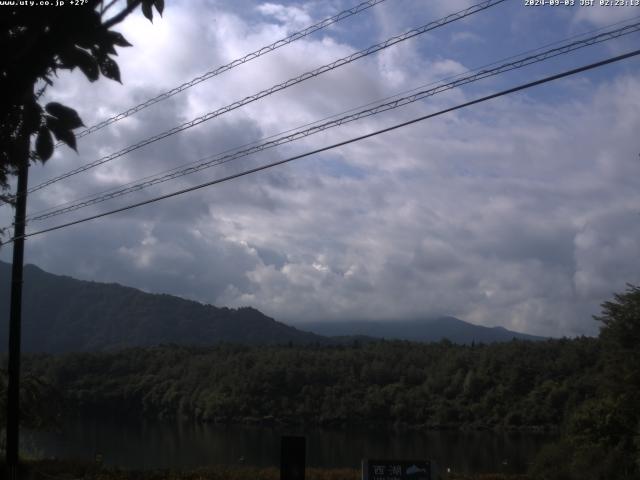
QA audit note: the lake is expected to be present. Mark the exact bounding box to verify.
[24,416,554,474]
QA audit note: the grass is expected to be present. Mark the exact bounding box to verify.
[1,459,531,480]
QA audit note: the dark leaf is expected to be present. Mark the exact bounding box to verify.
[141,0,153,22]
[104,42,118,55]
[45,102,84,129]
[66,11,101,51]
[46,116,77,152]
[99,56,121,83]
[106,30,132,48]
[154,0,164,16]
[59,47,99,82]
[36,126,54,161]
[75,37,95,50]
[58,46,79,68]
[76,54,99,82]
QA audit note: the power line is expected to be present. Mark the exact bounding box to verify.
[10,12,640,226]
[373,13,640,107]
[24,20,640,224]
[3,48,637,246]
[60,0,390,145]
[16,0,506,201]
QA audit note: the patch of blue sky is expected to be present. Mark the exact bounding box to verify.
[302,153,368,179]
[398,6,640,116]
[239,0,383,50]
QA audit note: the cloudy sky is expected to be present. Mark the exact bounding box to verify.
[2,0,640,337]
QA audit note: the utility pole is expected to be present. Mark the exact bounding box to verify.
[6,98,32,480]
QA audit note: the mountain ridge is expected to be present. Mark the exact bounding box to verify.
[297,316,546,343]
[0,261,325,352]
[1,261,545,352]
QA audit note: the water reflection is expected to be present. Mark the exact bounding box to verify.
[25,416,554,474]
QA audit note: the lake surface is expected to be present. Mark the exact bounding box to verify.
[25,416,554,474]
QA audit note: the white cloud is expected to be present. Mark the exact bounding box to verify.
[257,3,313,29]
[2,0,639,339]
[574,4,638,27]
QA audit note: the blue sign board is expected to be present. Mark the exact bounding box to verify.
[362,459,431,480]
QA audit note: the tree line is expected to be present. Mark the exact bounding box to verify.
[1,285,639,479]
[11,338,600,430]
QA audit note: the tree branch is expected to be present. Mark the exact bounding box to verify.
[100,0,120,18]
[103,0,143,29]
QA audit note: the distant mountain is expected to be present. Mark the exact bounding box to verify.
[0,261,324,353]
[297,317,546,344]
[0,261,545,353]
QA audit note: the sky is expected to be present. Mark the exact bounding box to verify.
[2,0,640,337]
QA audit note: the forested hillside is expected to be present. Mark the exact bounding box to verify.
[0,262,324,352]
[300,317,545,343]
[3,284,639,480]
[20,338,599,430]
[0,261,548,352]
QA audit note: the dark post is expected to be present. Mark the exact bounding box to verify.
[280,435,306,480]
[6,108,31,480]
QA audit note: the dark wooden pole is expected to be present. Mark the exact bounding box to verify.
[6,107,31,480]
[280,436,306,480]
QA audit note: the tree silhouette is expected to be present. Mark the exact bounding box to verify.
[532,285,640,479]
[0,0,165,202]
[1,2,165,474]
[595,284,640,474]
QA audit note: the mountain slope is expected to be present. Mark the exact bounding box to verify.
[0,261,324,353]
[0,261,545,352]
[298,317,546,344]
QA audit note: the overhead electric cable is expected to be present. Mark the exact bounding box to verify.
[10,14,640,226]
[2,48,637,246]
[24,21,640,224]
[63,0,390,144]
[16,0,505,202]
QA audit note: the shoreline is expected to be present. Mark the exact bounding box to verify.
[4,460,532,480]
[66,409,561,434]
